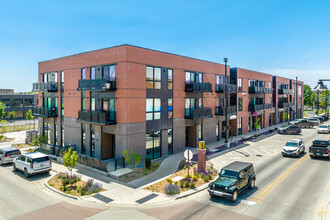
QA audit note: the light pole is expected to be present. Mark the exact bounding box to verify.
[224,58,229,148]
[296,77,298,119]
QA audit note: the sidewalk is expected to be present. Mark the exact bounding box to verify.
[46,122,287,206]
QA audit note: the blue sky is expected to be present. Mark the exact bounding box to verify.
[1,0,330,92]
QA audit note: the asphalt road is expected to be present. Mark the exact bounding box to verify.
[0,123,329,220]
[139,124,330,220]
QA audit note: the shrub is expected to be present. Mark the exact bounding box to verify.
[164,184,180,195]
[193,175,199,181]
[184,178,190,188]
[185,174,192,178]
[202,175,210,183]
[167,178,173,185]
[80,179,102,196]
[191,181,196,188]
[144,168,148,175]
[174,181,178,185]
[145,157,151,169]
[180,180,184,188]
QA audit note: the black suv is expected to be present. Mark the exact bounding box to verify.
[208,161,256,202]
[309,139,330,159]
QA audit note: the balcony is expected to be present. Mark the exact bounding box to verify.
[32,82,58,92]
[248,104,264,111]
[185,107,212,119]
[215,84,237,93]
[278,102,294,108]
[32,107,58,117]
[278,88,294,95]
[249,86,272,94]
[78,78,116,91]
[78,110,116,124]
[185,82,212,93]
[215,105,237,116]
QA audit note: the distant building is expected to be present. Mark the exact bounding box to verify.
[0,90,38,119]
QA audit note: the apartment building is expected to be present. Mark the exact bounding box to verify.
[0,91,38,119]
[34,44,303,164]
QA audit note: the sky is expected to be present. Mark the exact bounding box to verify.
[1,0,330,92]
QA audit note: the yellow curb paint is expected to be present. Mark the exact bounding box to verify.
[252,154,308,202]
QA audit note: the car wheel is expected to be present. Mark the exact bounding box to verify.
[310,155,314,159]
[309,125,313,128]
[0,159,2,165]
[249,178,255,189]
[231,190,238,202]
[24,168,29,178]
[13,163,17,171]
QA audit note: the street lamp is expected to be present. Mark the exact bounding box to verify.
[312,81,327,115]
[224,58,229,148]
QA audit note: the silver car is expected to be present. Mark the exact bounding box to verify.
[0,147,21,165]
[282,139,305,157]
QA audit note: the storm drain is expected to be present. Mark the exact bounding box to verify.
[93,194,113,203]
[135,193,158,204]
[256,154,263,157]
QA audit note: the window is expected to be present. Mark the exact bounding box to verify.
[25,99,33,107]
[61,71,64,83]
[216,75,225,85]
[185,98,196,116]
[238,78,242,92]
[81,91,86,111]
[269,82,271,88]
[168,98,173,119]
[91,67,96,80]
[91,98,96,111]
[216,121,220,141]
[103,65,116,80]
[186,71,203,83]
[0,99,10,108]
[102,98,115,113]
[238,97,243,111]
[12,99,23,108]
[61,125,64,147]
[43,74,48,83]
[238,118,242,135]
[146,131,161,159]
[168,69,173,89]
[82,128,86,155]
[81,68,86,79]
[146,98,161,120]
[91,129,95,157]
[146,66,161,89]
[168,129,173,155]
[198,124,203,141]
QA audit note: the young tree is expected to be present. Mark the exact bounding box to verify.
[63,147,78,182]
[122,148,141,169]
[25,109,35,129]
[254,118,260,131]
[0,120,8,134]
[9,111,15,131]
[303,85,317,107]
[0,102,5,119]
[283,112,288,123]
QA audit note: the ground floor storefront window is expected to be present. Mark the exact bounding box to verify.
[146,131,161,159]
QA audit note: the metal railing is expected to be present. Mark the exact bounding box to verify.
[32,107,58,117]
[278,88,294,95]
[278,102,294,108]
[185,82,212,92]
[248,104,264,111]
[32,82,58,92]
[215,105,237,115]
[264,103,272,109]
[78,77,116,91]
[249,86,272,94]
[215,84,237,93]
[78,110,116,124]
[185,107,212,119]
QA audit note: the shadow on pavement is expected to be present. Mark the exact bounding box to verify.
[11,169,51,181]
[209,186,259,206]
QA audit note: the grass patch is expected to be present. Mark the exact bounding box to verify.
[6,124,36,132]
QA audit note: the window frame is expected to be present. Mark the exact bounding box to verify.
[146,66,161,89]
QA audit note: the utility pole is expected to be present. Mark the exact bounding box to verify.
[296,77,298,119]
[224,58,229,148]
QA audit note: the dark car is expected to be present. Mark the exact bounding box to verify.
[277,125,302,135]
[314,116,325,123]
[208,161,256,202]
[295,119,313,128]
[309,139,330,159]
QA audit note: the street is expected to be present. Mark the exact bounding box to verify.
[0,125,329,220]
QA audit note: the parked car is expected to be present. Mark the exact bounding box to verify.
[314,116,325,123]
[277,125,301,135]
[294,119,314,128]
[0,147,21,165]
[320,114,328,121]
[13,152,51,178]
[307,118,320,126]
[282,139,305,157]
[309,139,330,159]
[208,161,256,202]
[318,124,330,134]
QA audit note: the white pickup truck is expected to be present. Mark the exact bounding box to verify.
[13,152,51,178]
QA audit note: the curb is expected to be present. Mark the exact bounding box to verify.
[44,175,80,200]
[175,179,216,200]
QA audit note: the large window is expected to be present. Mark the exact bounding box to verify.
[146,66,161,89]
[91,98,96,111]
[25,99,33,107]
[90,67,96,80]
[12,99,23,108]
[168,98,173,119]
[238,97,243,111]
[198,124,203,141]
[168,69,173,89]
[103,65,116,80]
[186,71,203,83]
[81,68,86,79]
[216,75,225,85]
[146,98,161,120]
[102,98,115,114]
[168,129,173,155]
[82,128,86,155]
[238,118,242,135]
[91,129,95,157]
[238,78,242,92]
[146,131,161,159]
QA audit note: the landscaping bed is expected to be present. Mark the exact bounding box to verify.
[118,159,164,183]
[11,143,31,149]
[144,161,218,195]
[0,134,14,142]
[48,172,104,197]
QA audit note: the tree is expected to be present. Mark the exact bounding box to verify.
[31,134,48,148]
[303,85,317,107]
[63,147,78,182]
[25,109,35,129]
[0,102,5,119]
[283,112,288,123]
[122,148,141,169]
[254,118,260,131]
[8,111,15,131]
[0,120,8,134]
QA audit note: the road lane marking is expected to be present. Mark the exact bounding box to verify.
[252,154,308,202]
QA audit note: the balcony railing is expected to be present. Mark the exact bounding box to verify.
[32,107,58,117]
[215,84,237,93]
[278,102,294,108]
[32,82,58,92]
[264,103,272,109]
[185,107,212,119]
[278,88,294,95]
[249,86,272,94]
[248,104,264,111]
[185,82,212,93]
[78,78,116,91]
[215,105,237,116]
[78,110,116,124]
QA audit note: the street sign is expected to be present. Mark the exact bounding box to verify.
[184,149,193,160]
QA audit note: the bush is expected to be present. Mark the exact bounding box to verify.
[180,180,184,188]
[80,179,102,196]
[184,179,190,188]
[144,168,148,175]
[191,181,196,188]
[145,157,151,169]
[167,178,173,185]
[193,175,199,181]
[174,181,178,185]
[202,175,210,183]
[185,174,192,178]
[164,184,180,195]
